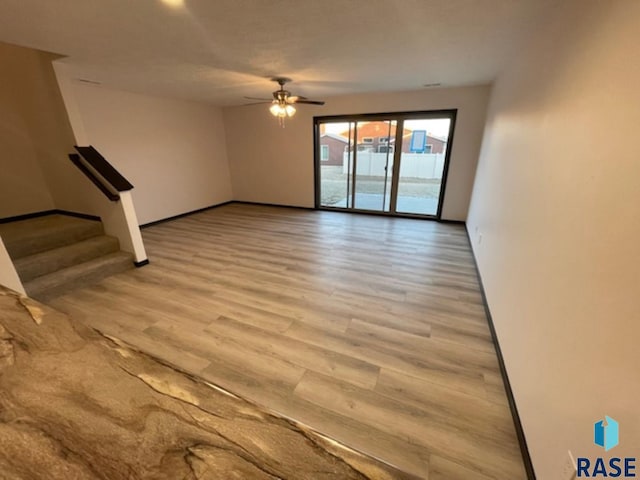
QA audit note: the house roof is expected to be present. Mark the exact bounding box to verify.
[321,133,349,143]
[340,122,412,140]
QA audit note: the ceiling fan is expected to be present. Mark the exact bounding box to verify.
[244,77,325,126]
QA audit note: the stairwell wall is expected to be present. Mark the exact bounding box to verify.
[0,41,150,264]
[0,41,118,223]
[53,64,234,226]
[0,42,58,218]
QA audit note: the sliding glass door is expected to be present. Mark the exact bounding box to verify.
[315,110,456,219]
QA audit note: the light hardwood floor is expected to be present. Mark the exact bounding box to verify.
[50,204,526,479]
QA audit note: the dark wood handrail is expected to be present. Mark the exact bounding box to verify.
[68,154,120,201]
[74,146,134,192]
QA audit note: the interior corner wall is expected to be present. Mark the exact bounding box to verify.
[0,41,117,225]
[61,80,234,225]
[223,85,490,220]
[466,1,640,478]
[0,42,59,218]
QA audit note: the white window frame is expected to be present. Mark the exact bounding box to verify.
[320,145,329,161]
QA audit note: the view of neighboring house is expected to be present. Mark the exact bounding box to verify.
[340,122,446,153]
[319,133,349,165]
[340,122,410,154]
[320,121,448,167]
[401,131,446,154]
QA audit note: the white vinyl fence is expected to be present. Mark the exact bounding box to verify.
[343,152,445,179]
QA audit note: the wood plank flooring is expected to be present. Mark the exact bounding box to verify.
[49,203,526,479]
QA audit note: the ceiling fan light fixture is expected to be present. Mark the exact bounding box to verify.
[160,0,185,8]
[285,104,296,117]
[269,101,283,117]
[269,101,296,118]
[249,78,322,126]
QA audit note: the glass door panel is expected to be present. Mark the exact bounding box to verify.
[395,118,451,216]
[352,120,396,212]
[318,121,354,208]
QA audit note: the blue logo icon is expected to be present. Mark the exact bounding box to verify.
[578,416,634,477]
[594,416,619,451]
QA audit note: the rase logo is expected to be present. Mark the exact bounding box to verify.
[577,416,636,478]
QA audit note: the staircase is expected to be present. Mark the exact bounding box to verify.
[0,214,134,302]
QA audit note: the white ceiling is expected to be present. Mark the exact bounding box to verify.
[0,0,557,106]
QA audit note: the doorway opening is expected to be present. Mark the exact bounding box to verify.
[314,110,456,219]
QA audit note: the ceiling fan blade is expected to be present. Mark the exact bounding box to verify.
[241,101,271,106]
[245,78,325,108]
[287,95,309,103]
[294,99,326,105]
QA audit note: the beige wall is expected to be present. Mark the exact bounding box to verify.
[467,1,640,478]
[0,41,148,263]
[224,86,490,220]
[18,50,103,220]
[0,42,63,218]
[60,79,233,225]
[1,42,234,227]
[0,42,115,224]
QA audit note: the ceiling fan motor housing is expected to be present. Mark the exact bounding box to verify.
[274,90,290,102]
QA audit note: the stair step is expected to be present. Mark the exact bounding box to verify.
[14,235,121,283]
[24,252,134,302]
[0,214,103,259]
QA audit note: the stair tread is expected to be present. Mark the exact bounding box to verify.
[14,235,121,283]
[25,251,134,301]
[0,214,103,259]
